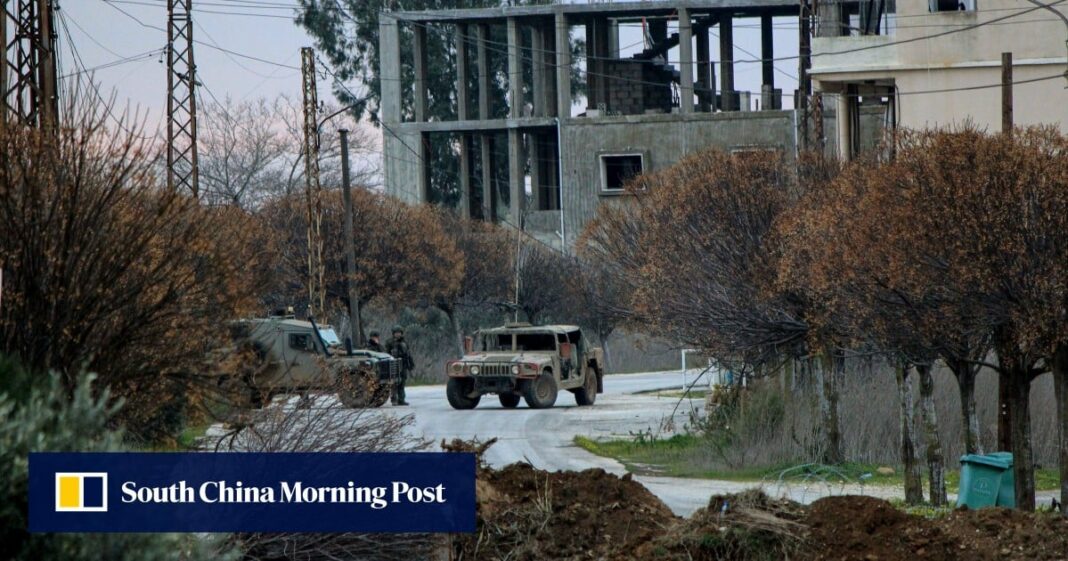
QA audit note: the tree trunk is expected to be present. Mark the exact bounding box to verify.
[356,296,369,348]
[1052,343,1068,516]
[998,375,1013,452]
[1007,370,1036,511]
[815,351,844,465]
[598,328,612,374]
[917,363,947,506]
[446,307,464,358]
[947,358,983,455]
[897,364,924,504]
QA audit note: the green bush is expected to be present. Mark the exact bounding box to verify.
[0,355,235,561]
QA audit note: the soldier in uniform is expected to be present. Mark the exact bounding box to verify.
[387,325,413,406]
[366,331,384,353]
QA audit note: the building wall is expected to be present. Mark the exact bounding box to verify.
[382,131,425,204]
[602,60,674,116]
[811,0,1068,132]
[554,110,799,244]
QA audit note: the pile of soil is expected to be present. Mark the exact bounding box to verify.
[636,489,808,561]
[804,495,1068,561]
[805,496,959,560]
[444,440,1068,561]
[453,463,677,561]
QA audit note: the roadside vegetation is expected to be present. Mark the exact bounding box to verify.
[581,127,1068,512]
[576,370,1063,493]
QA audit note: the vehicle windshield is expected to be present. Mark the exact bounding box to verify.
[481,333,513,351]
[515,333,557,351]
[318,327,342,347]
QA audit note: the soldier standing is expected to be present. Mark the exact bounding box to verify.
[387,325,413,406]
[366,331,384,353]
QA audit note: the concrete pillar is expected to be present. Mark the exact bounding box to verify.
[508,129,524,225]
[593,18,611,111]
[532,25,547,117]
[480,135,495,221]
[608,20,619,58]
[530,132,543,209]
[585,20,599,110]
[544,25,558,117]
[836,89,852,161]
[379,17,402,124]
[760,13,775,89]
[818,2,845,38]
[507,18,524,119]
[413,25,428,121]
[678,9,694,114]
[417,132,431,200]
[477,24,491,120]
[719,15,736,111]
[455,24,469,120]
[695,23,712,112]
[459,133,472,218]
[555,12,571,118]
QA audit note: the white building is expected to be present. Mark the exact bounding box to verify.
[810,0,1068,159]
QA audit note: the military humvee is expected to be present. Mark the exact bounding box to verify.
[223,314,398,408]
[445,323,604,409]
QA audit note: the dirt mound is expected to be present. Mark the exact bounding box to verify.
[637,490,808,561]
[936,507,1068,561]
[453,463,677,561]
[804,496,959,561]
[803,496,1068,561]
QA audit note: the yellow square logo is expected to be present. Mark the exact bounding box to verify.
[54,472,108,512]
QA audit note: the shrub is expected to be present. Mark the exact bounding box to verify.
[0,355,234,561]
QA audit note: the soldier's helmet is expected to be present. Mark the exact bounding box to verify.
[369,331,380,339]
[391,325,404,335]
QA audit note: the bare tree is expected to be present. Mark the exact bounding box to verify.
[432,211,512,355]
[0,91,273,441]
[197,94,379,209]
[206,389,442,559]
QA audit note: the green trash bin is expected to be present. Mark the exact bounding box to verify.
[987,452,1015,508]
[957,453,1013,509]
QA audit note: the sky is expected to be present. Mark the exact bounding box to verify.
[55,0,801,133]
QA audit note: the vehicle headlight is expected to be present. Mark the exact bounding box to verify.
[511,364,520,375]
[469,365,480,375]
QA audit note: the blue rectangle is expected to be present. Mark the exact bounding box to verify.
[82,476,104,508]
[30,452,476,533]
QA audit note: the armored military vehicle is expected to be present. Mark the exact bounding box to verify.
[223,313,398,408]
[445,323,604,409]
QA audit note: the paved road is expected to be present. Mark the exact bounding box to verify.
[406,371,701,473]
[209,371,1057,516]
[401,371,916,516]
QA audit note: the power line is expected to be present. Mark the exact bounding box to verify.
[55,6,158,140]
[98,0,301,69]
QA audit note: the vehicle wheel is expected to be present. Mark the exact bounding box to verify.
[574,367,599,406]
[447,378,481,410]
[523,371,558,409]
[499,392,521,408]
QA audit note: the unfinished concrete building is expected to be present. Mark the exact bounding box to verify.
[379,1,808,249]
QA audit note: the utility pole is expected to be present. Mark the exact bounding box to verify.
[166,0,200,197]
[339,128,362,347]
[797,0,812,152]
[1,0,60,131]
[301,47,324,320]
[997,54,1014,454]
[1001,52,1013,137]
